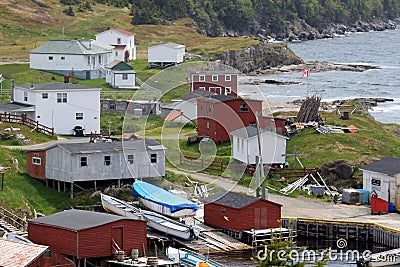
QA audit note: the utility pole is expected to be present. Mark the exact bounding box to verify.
[255,112,266,199]
[281,145,306,168]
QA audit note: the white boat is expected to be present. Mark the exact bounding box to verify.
[132,180,198,218]
[357,248,400,267]
[101,194,199,241]
[3,233,33,244]
[166,247,221,267]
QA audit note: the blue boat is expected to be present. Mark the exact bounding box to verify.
[132,180,198,218]
[167,247,222,267]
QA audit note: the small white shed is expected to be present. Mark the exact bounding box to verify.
[105,60,136,89]
[148,42,185,67]
[230,126,288,165]
[361,157,400,210]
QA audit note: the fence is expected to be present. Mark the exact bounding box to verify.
[0,113,54,136]
[0,206,28,233]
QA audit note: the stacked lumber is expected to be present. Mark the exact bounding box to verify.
[296,95,321,123]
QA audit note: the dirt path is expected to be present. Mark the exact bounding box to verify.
[168,167,400,230]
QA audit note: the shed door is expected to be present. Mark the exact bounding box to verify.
[112,227,124,252]
[254,207,268,230]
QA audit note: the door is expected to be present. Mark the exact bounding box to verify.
[254,207,268,230]
[86,71,91,80]
[111,227,124,252]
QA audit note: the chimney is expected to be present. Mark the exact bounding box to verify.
[30,84,34,89]
[11,79,14,102]
[107,26,110,30]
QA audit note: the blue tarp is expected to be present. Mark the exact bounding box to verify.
[132,180,198,213]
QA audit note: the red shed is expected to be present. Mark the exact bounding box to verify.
[203,191,282,232]
[26,149,47,179]
[28,209,147,262]
[0,238,73,267]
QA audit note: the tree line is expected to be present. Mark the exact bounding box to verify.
[60,0,400,36]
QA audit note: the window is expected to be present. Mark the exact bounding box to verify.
[199,75,205,82]
[87,56,91,65]
[109,103,116,110]
[117,38,121,44]
[115,51,118,57]
[23,92,28,101]
[199,87,205,90]
[212,75,218,82]
[225,75,231,81]
[61,56,65,60]
[207,121,210,129]
[127,154,134,164]
[240,104,249,112]
[32,157,41,165]
[57,93,67,103]
[225,87,232,95]
[221,207,226,213]
[44,250,52,258]
[241,139,244,152]
[122,73,128,80]
[150,154,157,163]
[237,137,240,150]
[98,55,102,64]
[42,93,48,99]
[76,112,83,120]
[104,155,111,166]
[80,157,87,167]
[48,56,53,60]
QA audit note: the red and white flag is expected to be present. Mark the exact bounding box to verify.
[302,69,309,77]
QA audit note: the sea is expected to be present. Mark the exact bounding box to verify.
[247,29,400,125]
[211,29,400,266]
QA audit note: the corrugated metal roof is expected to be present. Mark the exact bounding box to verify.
[0,101,35,111]
[230,126,289,140]
[360,157,400,176]
[57,139,161,154]
[30,40,112,55]
[17,82,100,91]
[203,190,282,209]
[0,239,48,267]
[29,209,140,231]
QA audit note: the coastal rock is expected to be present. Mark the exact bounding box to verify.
[319,160,359,190]
[213,43,303,74]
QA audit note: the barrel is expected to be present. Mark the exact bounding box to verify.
[388,203,395,213]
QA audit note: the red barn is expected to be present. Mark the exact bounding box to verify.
[197,95,263,142]
[28,209,147,264]
[203,191,282,232]
[0,238,73,267]
[190,71,238,96]
[26,149,47,179]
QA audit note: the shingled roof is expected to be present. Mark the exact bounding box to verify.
[360,157,400,176]
[0,239,48,267]
[29,209,139,231]
[17,82,99,91]
[203,190,281,209]
[30,40,112,55]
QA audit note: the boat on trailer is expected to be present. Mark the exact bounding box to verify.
[132,180,198,218]
[101,193,199,241]
[166,247,222,267]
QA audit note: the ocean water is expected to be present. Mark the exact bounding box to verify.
[248,29,400,124]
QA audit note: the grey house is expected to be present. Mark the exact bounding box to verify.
[27,140,166,197]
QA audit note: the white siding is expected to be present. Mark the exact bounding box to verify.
[96,30,136,60]
[111,72,136,88]
[362,171,400,206]
[179,100,197,120]
[148,46,185,64]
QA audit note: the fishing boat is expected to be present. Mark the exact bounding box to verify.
[101,193,199,240]
[166,247,221,267]
[132,180,198,218]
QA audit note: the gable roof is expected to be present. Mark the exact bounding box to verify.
[30,40,112,55]
[16,82,100,91]
[28,209,140,231]
[164,110,192,122]
[115,28,135,36]
[0,239,48,267]
[181,89,215,101]
[360,157,400,176]
[106,60,134,71]
[55,139,162,154]
[149,42,185,50]
[230,125,289,140]
[203,190,281,209]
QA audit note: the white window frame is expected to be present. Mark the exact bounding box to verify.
[76,112,83,120]
[117,38,121,44]
[57,93,67,103]
[225,87,232,95]
[212,75,218,82]
[150,153,157,163]
[104,155,111,166]
[225,75,231,81]
[199,75,205,82]
[61,56,65,60]
[23,92,28,102]
[122,73,128,80]
[42,93,48,99]
[87,56,91,65]
[199,86,205,90]
[32,157,41,165]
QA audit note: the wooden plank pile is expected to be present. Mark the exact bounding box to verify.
[280,175,309,195]
[296,95,321,123]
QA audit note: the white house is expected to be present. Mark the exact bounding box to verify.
[96,28,136,61]
[0,82,101,135]
[105,60,136,89]
[230,126,288,165]
[148,42,185,67]
[30,39,113,80]
[361,157,400,209]
[179,89,214,120]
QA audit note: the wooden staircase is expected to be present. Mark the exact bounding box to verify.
[0,206,28,235]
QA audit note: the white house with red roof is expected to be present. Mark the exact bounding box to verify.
[96,28,136,61]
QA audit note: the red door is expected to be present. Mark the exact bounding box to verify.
[111,227,124,252]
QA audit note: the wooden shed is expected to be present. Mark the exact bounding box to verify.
[203,191,282,232]
[28,209,147,263]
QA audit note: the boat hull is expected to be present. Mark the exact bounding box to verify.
[167,247,221,267]
[139,198,197,218]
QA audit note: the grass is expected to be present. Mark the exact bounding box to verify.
[0,123,57,146]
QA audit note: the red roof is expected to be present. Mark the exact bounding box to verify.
[165,110,191,122]
[0,239,47,267]
[115,28,135,36]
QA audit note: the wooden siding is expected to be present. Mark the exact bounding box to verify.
[204,200,281,232]
[190,74,238,96]
[28,219,147,259]
[29,251,74,267]
[26,150,46,179]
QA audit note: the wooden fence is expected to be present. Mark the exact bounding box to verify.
[0,113,54,136]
